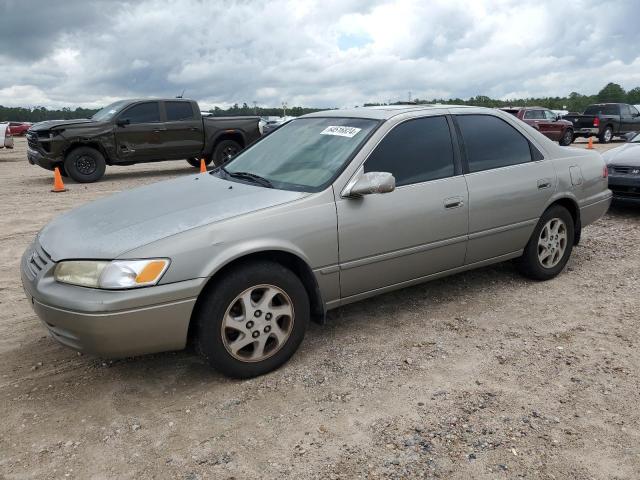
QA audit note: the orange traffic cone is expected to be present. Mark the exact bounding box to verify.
[200,158,207,173]
[51,167,66,192]
[587,137,594,149]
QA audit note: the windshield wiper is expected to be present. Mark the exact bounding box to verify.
[220,167,273,188]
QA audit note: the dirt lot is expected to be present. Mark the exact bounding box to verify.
[0,137,638,479]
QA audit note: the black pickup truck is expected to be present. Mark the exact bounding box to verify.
[563,103,640,143]
[26,99,262,182]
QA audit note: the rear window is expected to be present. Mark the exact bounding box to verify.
[584,105,619,115]
[165,101,195,121]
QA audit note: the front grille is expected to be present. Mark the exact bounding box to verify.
[609,165,640,175]
[26,242,52,279]
[27,134,39,150]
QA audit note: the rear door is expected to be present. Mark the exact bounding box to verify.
[336,115,469,298]
[162,101,204,159]
[455,113,556,264]
[114,101,164,161]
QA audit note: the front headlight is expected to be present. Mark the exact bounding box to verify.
[54,259,169,289]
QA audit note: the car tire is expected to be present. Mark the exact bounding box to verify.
[64,147,106,183]
[598,126,613,144]
[515,205,574,281]
[186,157,212,168]
[559,129,574,146]
[194,260,309,378]
[212,139,242,167]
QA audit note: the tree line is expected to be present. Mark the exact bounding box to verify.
[1,83,639,123]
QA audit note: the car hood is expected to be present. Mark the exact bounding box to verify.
[29,119,99,132]
[38,173,308,261]
[603,143,640,167]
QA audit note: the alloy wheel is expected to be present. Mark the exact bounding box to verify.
[537,218,567,268]
[221,284,294,362]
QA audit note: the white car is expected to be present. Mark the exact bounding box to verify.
[0,122,15,149]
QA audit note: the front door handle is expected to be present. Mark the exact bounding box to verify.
[444,196,464,209]
[152,128,168,133]
[537,178,552,189]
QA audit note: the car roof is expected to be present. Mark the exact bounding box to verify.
[302,104,478,120]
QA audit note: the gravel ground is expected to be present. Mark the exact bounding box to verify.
[0,137,638,479]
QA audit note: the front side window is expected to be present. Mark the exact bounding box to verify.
[543,110,557,120]
[364,116,455,186]
[165,101,194,121]
[457,115,532,173]
[120,102,161,124]
[223,117,378,191]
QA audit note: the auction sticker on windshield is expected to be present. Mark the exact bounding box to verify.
[320,126,362,138]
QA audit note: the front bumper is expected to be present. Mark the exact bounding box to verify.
[27,146,59,170]
[608,174,640,202]
[21,241,204,357]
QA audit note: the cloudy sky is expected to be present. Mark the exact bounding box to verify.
[1,0,639,109]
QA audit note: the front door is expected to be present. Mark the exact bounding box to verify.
[114,101,164,161]
[455,113,556,264]
[540,110,564,141]
[336,115,469,298]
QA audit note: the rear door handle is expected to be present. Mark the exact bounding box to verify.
[153,128,167,133]
[537,178,552,189]
[444,196,464,209]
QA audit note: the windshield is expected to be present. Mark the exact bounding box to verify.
[221,117,379,191]
[91,100,130,121]
[631,133,640,143]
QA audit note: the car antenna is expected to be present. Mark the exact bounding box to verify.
[176,89,185,99]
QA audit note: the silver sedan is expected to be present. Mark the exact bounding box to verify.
[21,105,612,377]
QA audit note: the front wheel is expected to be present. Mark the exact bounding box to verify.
[64,147,106,183]
[515,205,574,280]
[559,128,574,146]
[194,261,309,378]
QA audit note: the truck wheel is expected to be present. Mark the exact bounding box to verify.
[194,260,309,378]
[598,126,613,144]
[186,157,212,168]
[212,140,242,166]
[559,129,574,146]
[64,147,106,183]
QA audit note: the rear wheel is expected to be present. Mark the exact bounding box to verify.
[598,126,613,143]
[212,139,242,167]
[559,128,573,146]
[515,205,574,280]
[186,157,212,168]
[63,147,106,183]
[195,261,309,378]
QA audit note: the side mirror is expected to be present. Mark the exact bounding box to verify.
[346,171,395,197]
[116,118,130,127]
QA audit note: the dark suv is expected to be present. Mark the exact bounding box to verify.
[500,107,574,146]
[26,99,262,183]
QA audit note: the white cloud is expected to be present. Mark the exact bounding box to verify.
[0,0,639,109]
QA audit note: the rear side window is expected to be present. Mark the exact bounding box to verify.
[523,110,544,120]
[364,116,455,186]
[457,115,532,173]
[165,101,195,121]
[120,102,161,124]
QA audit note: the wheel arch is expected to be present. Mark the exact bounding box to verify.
[207,130,246,157]
[187,249,326,345]
[63,141,111,164]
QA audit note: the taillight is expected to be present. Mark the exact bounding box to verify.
[603,166,608,178]
[593,117,600,127]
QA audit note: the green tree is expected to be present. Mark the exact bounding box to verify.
[597,82,626,103]
[627,87,640,105]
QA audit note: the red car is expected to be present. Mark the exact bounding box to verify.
[7,122,32,136]
[500,107,574,146]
